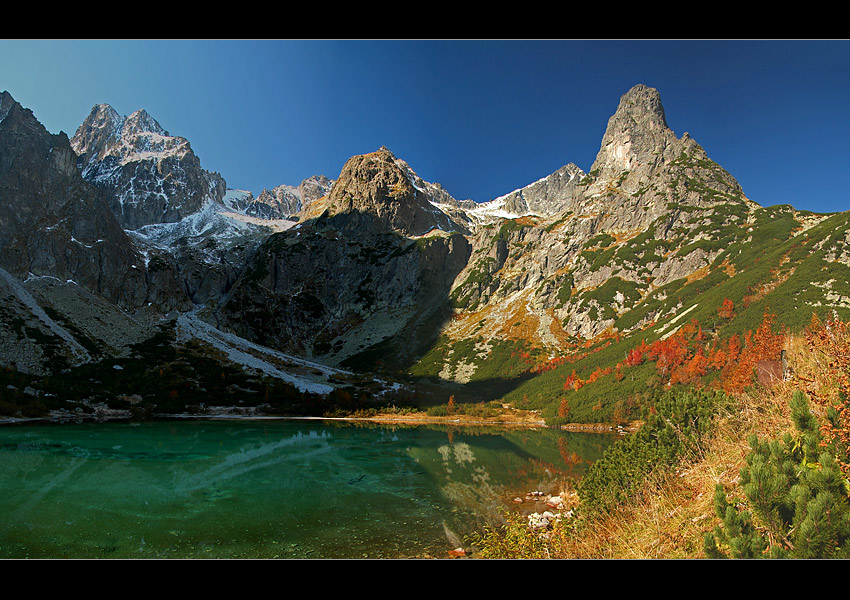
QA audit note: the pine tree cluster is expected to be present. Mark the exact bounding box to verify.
[705,391,850,558]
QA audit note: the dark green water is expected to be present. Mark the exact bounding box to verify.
[0,419,614,559]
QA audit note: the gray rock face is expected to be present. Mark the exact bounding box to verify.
[299,174,333,209]
[216,213,470,364]
[0,91,150,310]
[483,163,587,218]
[258,186,300,218]
[590,83,676,181]
[71,104,227,230]
[222,176,333,220]
[580,84,752,232]
[224,186,299,220]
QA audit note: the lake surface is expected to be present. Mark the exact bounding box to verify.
[0,418,615,559]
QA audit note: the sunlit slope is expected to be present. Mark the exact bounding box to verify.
[491,206,850,423]
[394,197,850,421]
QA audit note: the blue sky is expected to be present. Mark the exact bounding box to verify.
[1,39,848,213]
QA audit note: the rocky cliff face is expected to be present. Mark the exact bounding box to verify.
[71,104,227,230]
[0,91,150,309]
[0,91,192,373]
[214,149,472,364]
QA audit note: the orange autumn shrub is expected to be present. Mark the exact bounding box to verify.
[670,348,708,386]
[718,297,735,320]
[718,309,784,394]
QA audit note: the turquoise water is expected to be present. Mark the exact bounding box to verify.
[0,419,614,559]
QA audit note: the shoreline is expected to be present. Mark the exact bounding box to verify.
[1,409,636,433]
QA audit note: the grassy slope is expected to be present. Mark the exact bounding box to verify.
[449,206,850,426]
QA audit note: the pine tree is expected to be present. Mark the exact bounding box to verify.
[706,391,850,558]
[704,483,771,558]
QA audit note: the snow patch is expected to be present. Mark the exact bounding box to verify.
[176,312,349,395]
[656,303,698,340]
[2,267,91,363]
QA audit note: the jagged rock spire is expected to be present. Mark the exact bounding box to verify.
[0,90,18,122]
[590,84,679,179]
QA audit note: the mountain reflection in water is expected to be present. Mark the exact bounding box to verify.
[0,419,615,558]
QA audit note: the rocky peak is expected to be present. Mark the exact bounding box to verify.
[70,103,225,230]
[122,108,168,137]
[72,105,190,169]
[590,84,678,179]
[71,104,124,167]
[220,176,333,223]
[0,90,18,122]
[298,174,333,209]
[577,83,749,230]
[254,186,299,218]
[472,162,588,221]
[324,147,465,236]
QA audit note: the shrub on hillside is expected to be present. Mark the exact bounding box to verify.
[577,387,726,514]
[705,390,850,558]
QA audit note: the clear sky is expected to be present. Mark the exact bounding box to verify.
[1,39,848,213]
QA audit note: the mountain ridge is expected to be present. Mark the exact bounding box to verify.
[3,84,849,426]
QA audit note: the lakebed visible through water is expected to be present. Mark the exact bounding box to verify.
[0,418,615,559]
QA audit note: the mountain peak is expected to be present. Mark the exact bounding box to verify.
[70,104,224,229]
[0,90,18,122]
[590,84,676,177]
[72,105,180,166]
[123,108,169,137]
[323,148,464,236]
[614,84,668,129]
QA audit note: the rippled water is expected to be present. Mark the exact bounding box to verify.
[0,419,614,558]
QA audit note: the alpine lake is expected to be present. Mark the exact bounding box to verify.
[0,417,616,559]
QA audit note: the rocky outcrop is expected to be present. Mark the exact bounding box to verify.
[480,163,587,219]
[225,175,334,220]
[590,83,678,182]
[580,84,754,233]
[71,104,227,230]
[298,174,334,211]
[322,147,468,237]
